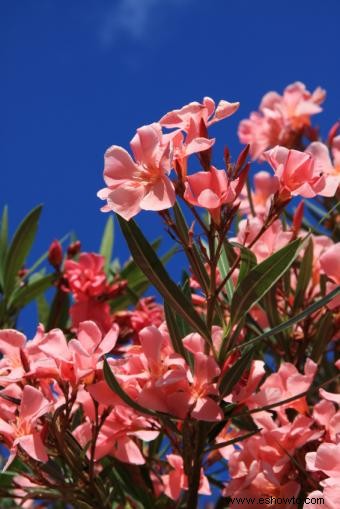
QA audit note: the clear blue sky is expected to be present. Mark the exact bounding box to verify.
[1,0,340,332]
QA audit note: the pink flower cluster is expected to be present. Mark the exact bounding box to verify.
[1,83,340,508]
[239,82,326,160]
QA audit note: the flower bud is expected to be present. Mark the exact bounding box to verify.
[48,240,63,269]
[67,240,81,258]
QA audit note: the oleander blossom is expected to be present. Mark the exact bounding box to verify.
[97,122,176,220]
[264,145,339,199]
[184,165,247,224]
[239,82,326,159]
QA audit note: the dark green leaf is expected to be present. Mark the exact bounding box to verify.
[111,243,176,311]
[230,238,303,325]
[100,215,114,273]
[103,358,159,417]
[164,300,193,369]
[293,239,313,311]
[231,241,257,285]
[118,216,210,343]
[217,241,234,301]
[46,288,70,330]
[311,311,334,362]
[0,205,8,289]
[219,349,254,397]
[207,428,261,452]
[231,285,340,352]
[0,205,8,264]
[8,273,56,310]
[3,205,42,296]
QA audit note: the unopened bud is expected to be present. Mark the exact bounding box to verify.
[67,240,81,258]
[48,240,63,269]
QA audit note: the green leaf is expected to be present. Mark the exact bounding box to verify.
[0,205,9,288]
[103,358,159,417]
[8,273,56,310]
[231,241,257,285]
[207,428,261,452]
[293,238,313,311]
[36,293,50,325]
[0,205,8,262]
[100,215,114,273]
[311,311,334,362]
[111,242,176,311]
[230,238,303,325]
[231,285,340,352]
[46,288,70,330]
[164,300,193,369]
[118,216,210,343]
[217,241,235,301]
[3,205,42,296]
[218,349,254,397]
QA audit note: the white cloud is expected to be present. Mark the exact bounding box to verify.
[99,0,188,46]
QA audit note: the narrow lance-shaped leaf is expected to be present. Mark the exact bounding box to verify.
[100,215,114,274]
[0,205,8,263]
[311,311,334,363]
[206,428,261,452]
[0,205,8,289]
[103,358,160,417]
[117,216,210,343]
[293,238,313,311]
[231,241,257,286]
[218,349,254,397]
[164,300,193,370]
[230,237,304,325]
[8,273,56,310]
[111,242,177,311]
[230,285,340,353]
[217,241,234,302]
[3,205,42,297]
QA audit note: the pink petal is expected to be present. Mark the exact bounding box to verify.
[104,146,138,185]
[18,432,48,463]
[191,397,223,422]
[77,321,102,353]
[139,326,164,364]
[114,437,145,465]
[105,183,145,220]
[98,324,119,355]
[140,177,176,211]
[19,385,50,423]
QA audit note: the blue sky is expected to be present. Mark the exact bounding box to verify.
[1,0,340,332]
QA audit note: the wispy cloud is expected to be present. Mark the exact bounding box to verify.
[99,0,189,47]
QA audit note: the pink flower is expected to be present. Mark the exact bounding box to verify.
[0,385,50,468]
[0,329,27,384]
[160,96,239,135]
[236,217,291,262]
[70,299,113,333]
[184,166,245,224]
[37,321,119,385]
[320,243,340,309]
[73,404,158,465]
[246,359,317,421]
[304,485,340,509]
[239,82,325,160]
[239,171,279,216]
[98,123,175,220]
[183,333,223,421]
[63,253,110,301]
[161,454,210,500]
[264,146,338,199]
[305,443,340,479]
[306,142,340,193]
